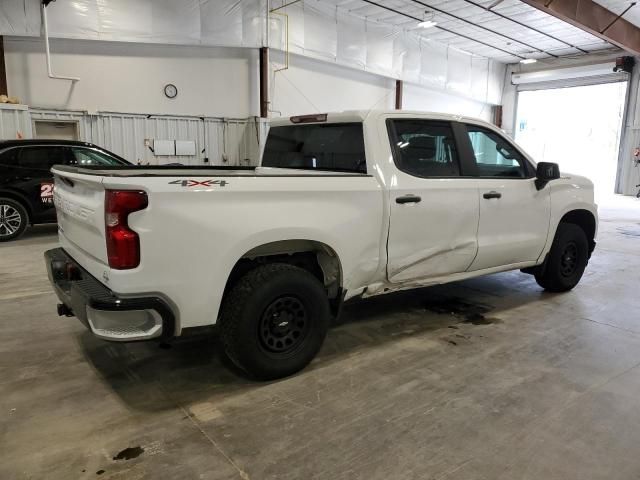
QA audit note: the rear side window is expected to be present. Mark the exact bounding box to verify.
[18,147,66,172]
[0,148,18,173]
[387,120,460,178]
[262,123,366,173]
[70,147,128,166]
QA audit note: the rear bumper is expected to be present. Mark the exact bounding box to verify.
[44,248,175,341]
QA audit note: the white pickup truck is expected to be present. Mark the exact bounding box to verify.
[45,110,597,379]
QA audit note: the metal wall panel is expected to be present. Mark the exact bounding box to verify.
[0,104,33,140]
[616,62,640,196]
[204,117,265,166]
[94,114,205,165]
[96,114,263,166]
[9,107,263,167]
[26,109,267,165]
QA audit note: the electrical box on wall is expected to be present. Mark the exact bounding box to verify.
[152,139,195,156]
[175,140,196,156]
[153,140,176,156]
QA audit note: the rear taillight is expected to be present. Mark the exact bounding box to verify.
[105,190,148,269]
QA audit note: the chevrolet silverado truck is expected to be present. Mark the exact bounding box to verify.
[45,111,597,380]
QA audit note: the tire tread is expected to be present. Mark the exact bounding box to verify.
[219,263,320,377]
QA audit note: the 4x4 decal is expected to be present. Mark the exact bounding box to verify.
[169,179,228,188]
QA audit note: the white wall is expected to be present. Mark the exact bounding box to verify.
[4,37,257,117]
[1,0,506,107]
[269,51,395,117]
[269,51,495,120]
[403,83,493,121]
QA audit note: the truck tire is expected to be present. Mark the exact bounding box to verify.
[535,223,589,293]
[219,263,330,380]
[0,198,28,242]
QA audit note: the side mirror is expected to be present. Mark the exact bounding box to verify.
[535,162,560,190]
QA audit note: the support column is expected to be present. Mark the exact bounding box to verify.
[259,47,269,118]
[615,57,640,195]
[395,80,403,110]
[492,105,503,128]
[0,36,7,96]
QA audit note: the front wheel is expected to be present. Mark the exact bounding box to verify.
[219,263,330,380]
[535,223,589,292]
[0,198,28,242]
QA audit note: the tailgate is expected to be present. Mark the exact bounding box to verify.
[52,168,108,265]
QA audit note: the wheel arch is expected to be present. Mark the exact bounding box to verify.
[223,239,344,316]
[559,209,597,254]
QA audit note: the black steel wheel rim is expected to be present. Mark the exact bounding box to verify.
[259,296,309,354]
[560,241,579,277]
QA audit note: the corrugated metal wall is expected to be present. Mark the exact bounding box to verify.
[0,104,33,139]
[204,118,267,166]
[23,109,265,167]
[93,114,205,165]
[617,63,640,196]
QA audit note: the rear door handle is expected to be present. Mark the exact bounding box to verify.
[483,191,502,199]
[396,194,422,204]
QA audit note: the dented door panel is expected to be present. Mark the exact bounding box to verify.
[387,175,480,283]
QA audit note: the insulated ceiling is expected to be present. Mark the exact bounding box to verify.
[318,0,620,62]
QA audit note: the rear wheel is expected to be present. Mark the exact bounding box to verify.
[535,223,589,292]
[219,263,330,380]
[0,198,28,242]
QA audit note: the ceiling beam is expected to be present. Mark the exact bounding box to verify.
[519,0,640,56]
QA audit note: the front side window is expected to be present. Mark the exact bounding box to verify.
[262,123,366,173]
[466,126,528,178]
[70,147,128,166]
[388,120,460,178]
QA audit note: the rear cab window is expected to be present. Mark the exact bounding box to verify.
[262,122,367,173]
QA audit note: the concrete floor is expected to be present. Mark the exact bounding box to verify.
[1,195,640,480]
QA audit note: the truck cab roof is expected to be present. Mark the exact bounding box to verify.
[268,110,497,129]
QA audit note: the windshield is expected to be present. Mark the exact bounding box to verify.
[262,123,366,173]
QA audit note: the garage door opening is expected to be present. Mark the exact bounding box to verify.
[515,82,627,198]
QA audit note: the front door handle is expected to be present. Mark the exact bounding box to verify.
[396,194,422,204]
[483,191,502,199]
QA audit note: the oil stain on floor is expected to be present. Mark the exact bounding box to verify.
[112,446,145,461]
[425,297,502,325]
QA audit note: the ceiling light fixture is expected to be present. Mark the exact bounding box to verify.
[418,20,438,28]
[520,58,538,64]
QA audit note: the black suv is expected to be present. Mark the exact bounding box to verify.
[0,140,131,242]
